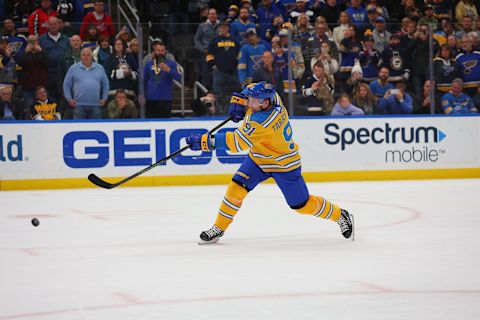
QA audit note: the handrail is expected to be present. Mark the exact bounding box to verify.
[194,81,208,99]
[173,64,186,116]
[118,6,137,38]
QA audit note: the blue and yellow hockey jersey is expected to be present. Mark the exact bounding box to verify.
[215,95,301,172]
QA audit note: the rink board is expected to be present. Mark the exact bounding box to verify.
[1,115,479,190]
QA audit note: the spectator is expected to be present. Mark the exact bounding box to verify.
[433,18,455,46]
[0,85,22,120]
[455,0,478,25]
[310,41,339,78]
[440,78,478,114]
[301,61,335,115]
[372,16,391,53]
[456,15,475,38]
[194,8,219,87]
[265,15,284,41]
[63,47,109,119]
[418,5,439,30]
[345,0,368,30]
[357,32,381,83]
[432,0,451,21]
[79,0,115,41]
[253,51,283,95]
[278,26,305,81]
[473,86,480,110]
[446,34,459,56]
[92,34,111,65]
[29,85,61,120]
[38,16,70,102]
[231,7,256,45]
[272,42,296,94]
[0,38,18,86]
[191,91,216,116]
[1,18,27,58]
[381,33,410,83]
[302,22,339,75]
[256,0,283,40]
[455,35,480,95]
[107,89,138,119]
[82,24,99,49]
[414,80,440,114]
[315,0,344,26]
[128,38,140,71]
[289,0,314,25]
[115,26,132,46]
[55,0,75,23]
[369,66,395,102]
[332,11,350,48]
[293,13,315,44]
[433,44,459,96]
[402,0,422,21]
[352,82,376,114]
[62,34,82,78]
[237,28,268,87]
[365,5,380,30]
[377,81,413,114]
[207,21,241,113]
[8,0,37,30]
[142,38,176,67]
[17,35,49,109]
[142,42,182,118]
[103,38,138,102]
[338,25,362,84]
[28,0,58,37]
[331,93,365,116]
[226,5,239,23]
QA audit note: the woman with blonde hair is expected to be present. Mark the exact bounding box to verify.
[352,82,376,115]
[310,41,339,78]
[333,11,350,48]
[293,12,314,42]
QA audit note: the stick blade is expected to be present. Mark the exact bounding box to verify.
[88,174,115,189]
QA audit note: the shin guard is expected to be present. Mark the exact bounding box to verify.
[214,181,248,231]
[295,195,342,222]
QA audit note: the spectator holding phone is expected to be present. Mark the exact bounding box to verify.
[377,81,413,114]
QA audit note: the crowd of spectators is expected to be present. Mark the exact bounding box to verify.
[1,0,480,121]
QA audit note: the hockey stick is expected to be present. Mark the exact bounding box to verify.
[88,117,232,189]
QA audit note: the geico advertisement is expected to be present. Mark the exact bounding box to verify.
[0,116,478,180]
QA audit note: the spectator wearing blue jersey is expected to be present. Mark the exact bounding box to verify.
[441,78,478,114]
[194,8,219,88]
[434,44,459,95]
[369,67,394,103]
[357,32,381,83]
[455,34,480,95]
[289,0,314,25]
[256,0,283,40]
[345,0,368,30]
[231,7,256,45]
[142,42,182,118]
[237,28,268,87]
[377,81,413,114]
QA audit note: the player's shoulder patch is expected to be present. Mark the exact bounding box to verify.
[249,110,273,124]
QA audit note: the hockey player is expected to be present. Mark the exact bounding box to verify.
[185,81,354,244]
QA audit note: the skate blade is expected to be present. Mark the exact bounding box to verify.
[198,238,221,245]
[350,214,355,241]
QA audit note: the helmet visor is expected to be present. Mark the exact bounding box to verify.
[248,96,264,108]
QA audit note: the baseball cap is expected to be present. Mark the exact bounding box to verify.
[425,4,434,10]
[229,4,239,11]
[152,37,164,45]
[245,28,257,36]
[376,16,386,23]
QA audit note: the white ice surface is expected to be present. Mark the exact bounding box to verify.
[1,179,480,320]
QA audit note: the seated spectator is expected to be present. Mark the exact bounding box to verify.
[29,85,61,120]
[128,38,140,71]
[455,34,480,95]
[191,91,216,117]
[369,67,394,103]
[418,5,439,29]
[0,38,18,87]
[289,0,314,25]
[293,13,314,43]
[402,0,422,21]
[278,26,305,82]
[226,5,239,23]
[331,93,365,116]
[345,0,368,30]
[253,51,283,96]
[0,85,22,120]
[309,41,339,79]
[352,82,375,115]
[333,12,350,49]
[116,26,132,46]
[82,24,99,49]
[315,0,343,26]
[303,22,339,73]
[434,44,459,95]
[301,61,335,115]
[17,35,49,109]
[28,0,58,37]
[433,18,455,46]
[377,81,413,114]
[414,80,441,114]
[455,0,478,25]
[441,78,478,114]
[456,15,475,38]
[357,32,381,83]
[80,0,115,41]
[107,89,138,118]
[92,34,112,65]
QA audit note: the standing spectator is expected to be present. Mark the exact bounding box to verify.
[377,81,413,114]
[338,25,362,86]
[62,34,82,79]
[433,18,455,46]
[253,51,283,95]
[301,61,335,115]
[369,66,394,102]
[455,35,480,95]
[302,22,339,75]
[357,32,381,83]
[240,0,258,23]
[402,0,422,21]
[440,78,478,114]
[293,13,314,43]
[331,93,365,116]
[315,0,344,26]
[0,85,22,120]
[414,80,441,114]
[28,0,58,37]
[418,5,439,30]
[332,11,350,48]
[456,15,475,38]
[29,85,61,120]
[238,28,268,87]
[92,34,111,65]
[272,42,296,94]
[381,33,410,83]
[82,24,99,49]
[17,35,48,109]
[194,8,219,88]
[142,42,182,118]
[107,89,138,119]
[38,16,70,102]
[310,41,339,79]
[256,0,283,40]
[1,19,27,58]
[345,0,368,31]
[434,44,459,95]
[231,7,257,45]
[79,0,115,41]
[432,0,451,21]
[142,38,176,67]
[63,47,109,119]
[207,21,241,113]
[289,0,314,25]
[128,38,140,71]
[0,38,18,86]
[372,16,391,53]
[103,38,138,102]
[352,82,376,114]
[455,0,478,25]
[278,26,305,82]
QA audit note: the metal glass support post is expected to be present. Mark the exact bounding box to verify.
[137,22,145,118]
[287,29,294,115]
[428,25,435,114]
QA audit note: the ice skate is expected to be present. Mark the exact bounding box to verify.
[338,209,354,240]
[198,225,224,245]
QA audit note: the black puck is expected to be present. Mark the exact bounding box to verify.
[31,218,40,227]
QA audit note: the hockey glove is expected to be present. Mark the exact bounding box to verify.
[228,92,247,123]
[186,133,214,152]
